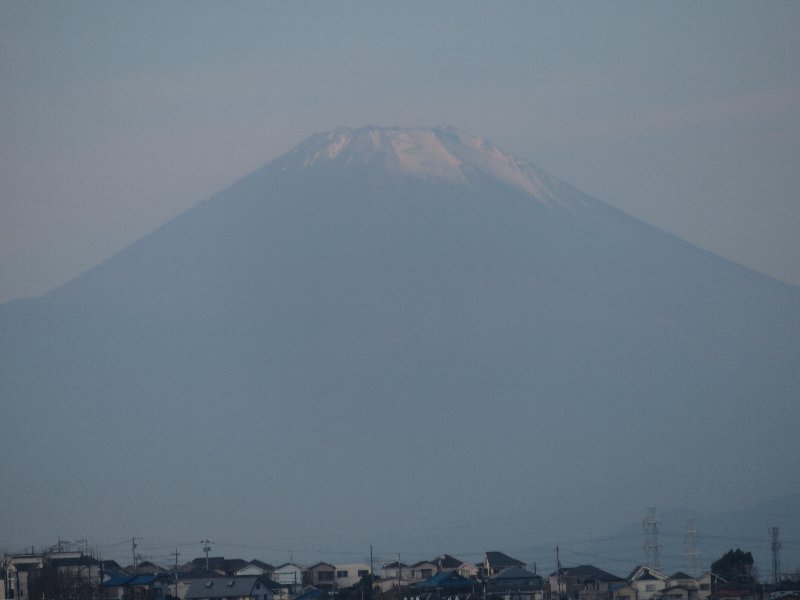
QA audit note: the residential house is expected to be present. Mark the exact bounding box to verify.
[411,570,478,598]
[1,551,103,600]
[272,563,305,592]
[184,576,271,600]
[262,579,291,600]
[234,561,275,578]
[659,571,704,600]
[333,564,372,589]
[223,560,249,576]
[181,558,229,575]
[484,553,526,578]
[306,563,336,590]
[174,569,225,600]
[294,587,323,600]
[410,562,439,583]
[613,567,669,600]
[102,560,125,575]
[694,572,722,600]
[433,555,480,581]
[380,562,411,590]
[50,552,104,583]
[127,561,165,576]
[487,565,544,600]
[102,574,166,600]
[181,558,248,578]
[548,565,623,600]
[2,553,43,600]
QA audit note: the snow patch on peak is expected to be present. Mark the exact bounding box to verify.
[386,129,465,184]
[325,131,351,159]
[301,130,353,167]
[434,128,557,203]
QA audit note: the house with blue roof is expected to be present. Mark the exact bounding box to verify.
[102,573,165,600]
[411,570,479,596]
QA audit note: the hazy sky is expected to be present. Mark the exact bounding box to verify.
[1,2,799,304]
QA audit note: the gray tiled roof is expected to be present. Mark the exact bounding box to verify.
[489,566,540,581]
[485,552,525,568]
[185,575,263,599]
[434,555,465,570]
[561,565,623,582]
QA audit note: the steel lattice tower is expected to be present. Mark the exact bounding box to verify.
[643,507,661,571]
[684,519,699,576]
[770,527,782,583]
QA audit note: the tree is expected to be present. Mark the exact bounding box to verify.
[711,549,756,584]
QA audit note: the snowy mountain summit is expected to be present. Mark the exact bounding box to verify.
[282,126,567,206]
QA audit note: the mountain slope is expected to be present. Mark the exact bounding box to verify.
[1,126,798,553]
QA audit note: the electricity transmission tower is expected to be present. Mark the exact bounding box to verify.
[770,527,782,584]
[643,507,661,571]
[684,519,699,576]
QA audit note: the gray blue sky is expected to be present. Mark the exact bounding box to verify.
[1,2,799,304]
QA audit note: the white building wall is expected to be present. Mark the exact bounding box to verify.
[273,564,304,587]
[334,564,371,589]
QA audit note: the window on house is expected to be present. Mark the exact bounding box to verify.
[421,569,432,578]
[319,572,334,581]
[338,571,349,578]
[645,585,655,592]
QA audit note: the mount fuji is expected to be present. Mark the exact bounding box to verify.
[2,126,798,555]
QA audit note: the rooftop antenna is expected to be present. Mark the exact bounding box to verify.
[643,508,661,571]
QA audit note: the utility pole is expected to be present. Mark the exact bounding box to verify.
[770,527,782,584]
[370,545,374,599]
[202,540,212,571]
[172,547,181,598]
[397,554,402,600]
[556,546,562,600]
[132,538,139,574]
